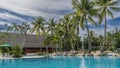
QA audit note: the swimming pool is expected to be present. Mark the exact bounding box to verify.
[0,56,120,68]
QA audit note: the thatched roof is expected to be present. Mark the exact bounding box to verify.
[0,32,55,48]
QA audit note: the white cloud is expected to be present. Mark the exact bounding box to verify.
[0,0,72,18]
[0,21,12,26]
[0,13,27,22]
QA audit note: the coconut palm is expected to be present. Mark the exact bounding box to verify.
[114,28,120,49]
[31,16,45,37]
[18,23,31,46]
[46,18,59,52]
[69,13,81,50]
[11,23,20,45]
[54,22,65,51]
[72,0,99,52]
[106,32,117,51]
[57,15,77,51]
[4,24,13,33]
[31,16,45,52]
[3,24,14,43]
[12,23,19,34]
[95,0,120,50]
[21,23,31,36]
[43,36,50,53]
[42,30,51,53]
[46,18,57,35]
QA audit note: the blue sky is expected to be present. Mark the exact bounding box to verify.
[0,0,120,36]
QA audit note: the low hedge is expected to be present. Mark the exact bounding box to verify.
[36,52,48,56]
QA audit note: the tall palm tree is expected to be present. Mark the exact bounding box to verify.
[69,13,80,50]
[42,29,51,53]
[12,23,20,45]
[46,18,58,52]
[72,0,99,52]
[58,15,77,51]
[31,16,45,52]
[21,23,31,36]
[4,24,13,33]
[46,18,57,35]
[54,22,65,52]
[31,17,45,37]
[18,23,31,46]
[95,0,120,51]
[4,24,14,43]
[12,23,19,34]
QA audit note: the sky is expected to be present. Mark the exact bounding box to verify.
[0,0,120,37]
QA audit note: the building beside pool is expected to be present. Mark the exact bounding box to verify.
[0,33,54,53]
[22,34,54,53]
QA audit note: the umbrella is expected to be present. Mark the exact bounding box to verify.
[0,44,12,47]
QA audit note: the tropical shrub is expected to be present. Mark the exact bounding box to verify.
[0,47,10,55]
[36,52,48,56]
[11,44,23,57]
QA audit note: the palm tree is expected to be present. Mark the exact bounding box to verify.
[46,18,57,35]
[4,24,13,33]
[97,35,104,50]
[43,36,50,53]
[106,32,117,51]
[72,0,99,52]
[54,22,65,52]
[69,13,81,50]
[21,23,31,36]
[42,30,51,53]
[58,15,77,51]
[4,24,14,43]
[12,23,20,45]
[31,17,45,36]
[31,16,45,52]
[46,18,58,52]
[12,23,19,34]
[95,0,120,51]
[114,27,120,49]
[18,23,31,46]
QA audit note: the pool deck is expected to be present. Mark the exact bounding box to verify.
[22,55,45,59]
[0,55,46,60]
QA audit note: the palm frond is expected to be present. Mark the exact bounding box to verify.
[98,14,103,25]
[101,8,106,18]
[108,1,120,6]
[110,7,120,12]
[88,16,96,26]
[79,16,84,29]
[107,9,114,18]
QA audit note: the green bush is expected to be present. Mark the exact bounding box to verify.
[11,44,23,57]
[36,52,48,56]
[0,47,10,54]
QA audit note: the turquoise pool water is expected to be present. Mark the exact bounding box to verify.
[0,56,120,68]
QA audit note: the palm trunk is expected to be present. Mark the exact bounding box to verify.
[39,36,42,52]
[85,17,91,53]
[102,11,107,51]
[52,45,54,52]
[60,39,63,52]
[46,45,48,53]
[22,35,26,48]
[77,25,79,51]
[55,43,57,52]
